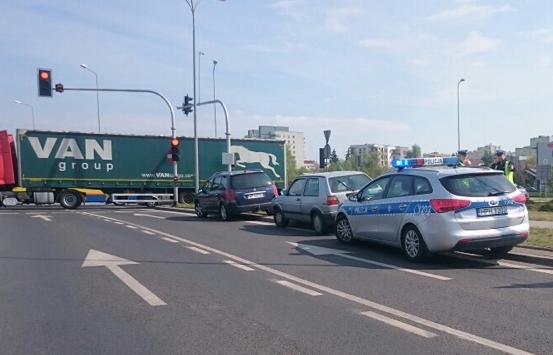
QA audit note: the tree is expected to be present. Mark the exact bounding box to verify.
[330,149,339,164]
[481,150,494,166]
[405,144,421,158]
[345,148,351,161]
[286,147,299,185]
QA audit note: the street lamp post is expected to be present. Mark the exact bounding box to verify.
[80,63,101,133]
[198,51,205,102]
[457,78,465,151]
[14,100,35,129]
[213,59,218,137]
[184,0,226,193]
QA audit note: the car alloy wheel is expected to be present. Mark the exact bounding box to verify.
[312,213,326,235]
[195,201,207,218]
[273,208,289,228]
[402,226,428,262]
[335,216,353,244]
[219,204,231,221]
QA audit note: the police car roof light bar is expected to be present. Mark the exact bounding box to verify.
[391,157,459,170]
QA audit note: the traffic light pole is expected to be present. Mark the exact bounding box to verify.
[197,99,231,172]
[57,87,179,205]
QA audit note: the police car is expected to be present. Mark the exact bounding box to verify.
[335,157,529,262]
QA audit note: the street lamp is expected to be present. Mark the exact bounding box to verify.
[198,51,205,102]
[213,59,218,137]
[14,100,35,129]
[80,63,101,133]
[457,78,465,151]
[184,0,226,193]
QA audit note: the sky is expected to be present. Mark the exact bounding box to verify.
[2,0,553,161]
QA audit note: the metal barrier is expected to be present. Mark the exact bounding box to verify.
[110,193,174,207]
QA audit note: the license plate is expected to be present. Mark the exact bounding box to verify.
[477,206,508,217]
[247,193,264,199]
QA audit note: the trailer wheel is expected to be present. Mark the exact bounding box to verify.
[178,191,194,205]
[58,191,82,209]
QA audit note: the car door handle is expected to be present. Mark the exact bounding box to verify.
[296,198,301,201]
[399,204,408,210]
[370,206,378,212]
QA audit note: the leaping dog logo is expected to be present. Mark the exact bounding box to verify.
[231,145,281,178]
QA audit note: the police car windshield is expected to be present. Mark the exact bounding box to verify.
[440,173,516,197]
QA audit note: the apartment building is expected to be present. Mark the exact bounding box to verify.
[348,144,409,167]
[245,126,305,169]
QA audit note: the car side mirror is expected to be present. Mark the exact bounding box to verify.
[348,194,358,202]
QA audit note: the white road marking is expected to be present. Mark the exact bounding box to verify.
[223,260,255,271]
[287,242,451,281]
[162,237,179,243]
[187,246,210,254]
[450,252,553,275]
[78,212,536,355]
[497,260,553,275]
[272,279,323,296]
[0,212,19,215]
[142,230,156,235]
[81,249,166,306]
[246,220,272,226]
[134,213,165,219]
[126,225,137,229]
[31,215,52,222]
[361,311,438,338]
[114,222,124,225]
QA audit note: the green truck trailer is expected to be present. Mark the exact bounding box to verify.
[0,129,286,209]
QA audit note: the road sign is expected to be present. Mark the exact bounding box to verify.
[324,130,331,144]
[324,144,331,159]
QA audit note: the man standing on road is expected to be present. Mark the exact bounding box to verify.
[494,150,516,183]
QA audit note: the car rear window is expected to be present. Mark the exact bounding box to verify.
[439,173,516,197]
[231,173,272,190]
[329,174,372,193]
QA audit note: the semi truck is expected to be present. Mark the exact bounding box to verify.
[0,129,286,209]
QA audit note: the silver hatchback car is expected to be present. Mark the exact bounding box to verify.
[272,171,372,234]
[335,157,529,262]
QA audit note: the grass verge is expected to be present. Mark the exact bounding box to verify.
[528,210,553,221]
[524,228,553,249]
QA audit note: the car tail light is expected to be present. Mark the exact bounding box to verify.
[272,184,278,198]
[223,189,235,201]
[429,199,470,213]
[513,193,526,204]
[326,195,340,206]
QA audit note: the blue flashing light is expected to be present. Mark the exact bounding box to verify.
[391,157,459,169]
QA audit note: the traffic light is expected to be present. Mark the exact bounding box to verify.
[171,138,180,162]
[183,95,193,116]
[319,148,326,169]
[55,83,64,93]
[38,69,52,97]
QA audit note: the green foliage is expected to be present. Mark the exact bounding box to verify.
[481,150,494,166]
[329,149,339,164]
[405,144,421,158]
[285,146,307,185]
[526,199,553,212]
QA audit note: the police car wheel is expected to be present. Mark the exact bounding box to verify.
[402,226,428,262]
[335,215,354,244]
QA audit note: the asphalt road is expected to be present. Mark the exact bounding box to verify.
[1,205,552,355]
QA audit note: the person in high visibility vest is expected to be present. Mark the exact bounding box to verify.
[456,150,471,166]
[494,150,516,183]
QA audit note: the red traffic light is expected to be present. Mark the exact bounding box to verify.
[171,138,179,147]
[37,68,53,97]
